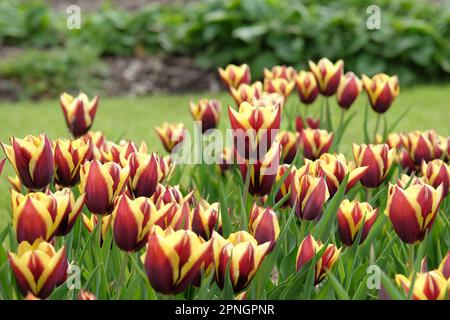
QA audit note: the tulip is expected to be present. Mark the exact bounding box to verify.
[296,234,341,285]
[295,71,319,104]
[212,231,270,293]
[264,78,295,99]
[237,142,281,196]
[218,147,234,174]
[189,99,221,133]
[308,58,343,96]
[54,138,93,187]
[295,115,320,132]
[8,175,22,192]
[155,122,186,153]
[60,92,99,137]
[300,128,334,160]
[336,199,378,246]
[439,251,450,279]
[307,153,368,196]
[152,202,191,231]
[112,195,152,252]
[398,149,416,173]
[79,160,129,215]
[290,174,330,221]
[8,239,68,299]
[396,271,448,300]
[248,204,280,250]
[385,183,443,244]
[82,213,112,243]
[396,174,424,189]
[218,64,251,89]
[127,152,163,198]
[78,290,97,300]
[274,164,298,206]
[54,189,86,236]
[375,132,403,149]
[264,65,297,82]
[352,143,395,188]
[251,92,285,109]
[2,134,53,190]
[276,131,300,164]
[159,155,175,180]
[190,200,221,240]
[151,184,194,207]
[143,227,212,294]
[101,140,147,166]
[336,72,362,109]
[421,159,450,196]
[230,81,263,105]
[228,102,281,159]
[361,73,399,113]
[402,130,444,167]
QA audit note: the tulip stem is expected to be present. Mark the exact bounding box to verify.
[409,245,415,273]
[373,113,381,143]
[114,252,130,299]
[98,215,103,247]
[325,97,333,131]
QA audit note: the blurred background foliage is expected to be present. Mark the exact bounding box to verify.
[0,0,449,99]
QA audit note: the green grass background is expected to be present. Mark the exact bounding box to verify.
[0,84,449,225]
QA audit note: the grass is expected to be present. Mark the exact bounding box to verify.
[0,84,449,226]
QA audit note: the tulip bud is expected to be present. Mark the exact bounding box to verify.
[151,184,194,206]
[8,239,68,299]
[143,227,212,294]
[127,152,163,198]
[78,290,97,300]
[264,78,295,99]
[352,143,395,188]
[276,131,300,164]
[274,164,301,206]
[54,189,86,236]
[212,231,270,293]
[251,92,285,109]
[295,71,319,104]
[230,82,263,105]
[101,140,147,166]
[155,122,186,153]
[112,195,153,252]
[189,99,221,133]
[402,130,444,167]
[421,159,450,196]
[300,128,334,160]
[439,251,450,279]
[336,72,362,109]
[218,64,251,90]
[152,202,191,231]
[396,174,424,189]
[60,92,99,137]
[361,73,399,113]
[248,204,280,250]
[295,115,320,132]
[2,134,54,190]
[385,183,443,244]
[396,271,448,300]
[82,213,112,244]
[264,65,297,82]
[159,155,175,181]
[190,200,221,239]
[308,58,343,96]
[290,174,330,221]
[296,234,341,285]
[79,160,129,215]
[337,199,378,246]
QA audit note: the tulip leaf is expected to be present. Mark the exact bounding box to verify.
[218,178,233,237]
[380,270,405,300]
[221,254,235,300]
[327,271,350,300]
[363,102,370,144]
[387,106,412,134]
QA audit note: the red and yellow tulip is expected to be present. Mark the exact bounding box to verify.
[251,92,285,109]
[218,64,251,90]
[8,239,68,299]
[189,99,221,133]
[152,202,191,231]
[151,184,194,207]
[439,251,450,279]
[274,164,297,206]
[300,128,334,160]
[362,73,399,113]
[264,78,295,99]
[296,234,341,285]
[276,130,300,164]
[337,199,378,246]
[100,140,147,166]
[54,188,86,236]
[230,82,263,105]
[295,71,319,104]
[264,65,297,82]
[396,271,448,300]
[308,58,343,96]
[396,173,424,189]
[190,200,221,240]
[336,72,362,109]
[385,183,443,244]
[60,92,99,137]
[421,159,450,196]
[248,204,280,250]
[82,213,112,243]
[127,152,163,198]
[295,115,320,132]
[401,130,444,167]
[2,134,54,190]
[155,122,186,153]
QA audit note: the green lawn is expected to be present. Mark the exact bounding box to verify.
[0,85,449,225]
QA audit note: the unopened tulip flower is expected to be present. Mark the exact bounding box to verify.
[228,102,281,159]
[152,202,191,231]
[421,159,450,196]
[308,153,368,196]
[190,200,221,239]
[337,199,378,246]
[79,160,129,215]
[55,189,86,236]
[60,92,99,137]
[248,204,280,250]
[376,132,403,149]
[2,134,53,190]
[101,140,147,166]
[308,58,343,96]
[155,122,186,153]
[189,99,221,133]
[54,138,93,187]
[362,73,399,113]
[218,64,251,89]
[127,152,163,198]
[353,143,395,188]
[251,92,285,108]
[78,290,97,300]
[276,131,300,164]
[396,174,424,189]
[8,239,68,299]
[237,142,281,196]
[295,115,320,132]
[336,72,362,109]
[290,174,330,221]
[264,78,295,99]
[151,184,194,206]
[396,271,448,300]
[439,251,450,279]
[264,65,297,82]
[274,164,297,206]
[296,234,341,285]
[112,195,152,252]
[402,130,444,166]
[385,183,443,244]
[82,213,112,243]
[230,81,263,105]
[300,128,334,160]
[212,231,270,293]
[159,155,175,180]
[295,71,319,104]
[143,227,212,294]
